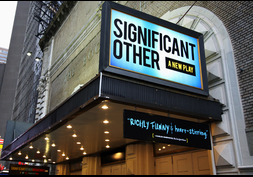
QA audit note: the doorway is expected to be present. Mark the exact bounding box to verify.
[155,150,211,175]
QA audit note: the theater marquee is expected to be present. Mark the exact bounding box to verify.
[100,1,209,96]
[123,110,211,150]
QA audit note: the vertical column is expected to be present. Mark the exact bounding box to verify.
[82,156,101,175]
[125,142,155,175]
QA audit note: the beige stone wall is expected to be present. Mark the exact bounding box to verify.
[52,1,101,65]
[48,1,102,111]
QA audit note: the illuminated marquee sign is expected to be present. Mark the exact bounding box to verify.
[123,109,211,150]
[100,1,208,96]
[9,164,49,175]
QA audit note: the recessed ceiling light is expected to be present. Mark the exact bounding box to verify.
[29,145,33,149]
[9,157,13,160]
[76,142,81,144]
[103,120,109,124]
[104,131,109,134]
[162,146,166,149]
[80,146,84,150]
[106,145,110,148]
[72,133,77,137]
[18,151,21,155]
[43,155,46,158]
[66,157,69,160]
[105,139,110,142]
[37,150,40,154]
[57,149,61,152]
[158,148,161,151]
[62,153,65,156]
[27,52,32,56]
[25,155,29,159]
[66,124,72,129]
[51,143,56,147]
[83,151,87,155]
[45,137,49,141]
[102,105,108,109]
[32,159,35,162]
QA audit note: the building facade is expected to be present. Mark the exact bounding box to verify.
[0,1,31,139]
[0,1,62,174]
[0,48,8,64]
[1,1,253,175]
[0,48,8,95]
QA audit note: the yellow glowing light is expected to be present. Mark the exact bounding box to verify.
[102,105,108,109]
[66,124,72,129]
[72,133,77,138]
[112,152,124,160]
[103,120,109,124]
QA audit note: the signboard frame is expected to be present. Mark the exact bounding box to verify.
[99,1,209,96]
[123,109,211,150]
[9,164,50,175]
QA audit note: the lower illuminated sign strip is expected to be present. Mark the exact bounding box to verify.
[123,109,211,150]
[9,164,50,175]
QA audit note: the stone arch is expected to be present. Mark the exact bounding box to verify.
[161,5,248,173]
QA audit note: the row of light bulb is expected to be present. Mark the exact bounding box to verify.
[10,151,55,164]
[158,144,171,151]
[10,104,110,162]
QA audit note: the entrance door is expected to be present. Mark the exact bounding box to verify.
[155,156,173,175]
[155,150,210,175]
[101,163,126,175]
[173,153,193,175]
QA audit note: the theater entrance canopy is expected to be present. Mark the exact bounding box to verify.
[1,73,222,164]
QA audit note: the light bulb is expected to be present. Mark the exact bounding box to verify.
[66,124,72,129]
[72,133,77,137]
[102,105,108,109]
